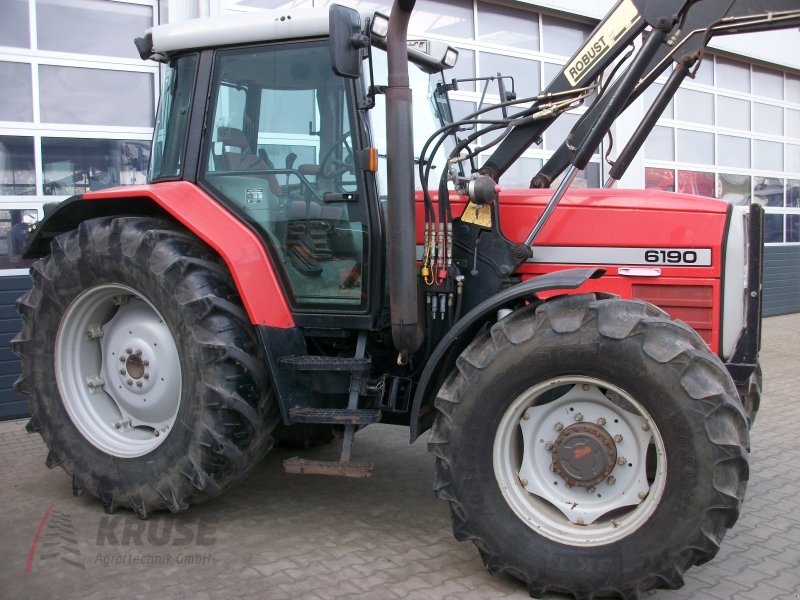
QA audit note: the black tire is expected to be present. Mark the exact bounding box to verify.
[13,216,278,517]
[429,293,749,599]
[737,363,761,427]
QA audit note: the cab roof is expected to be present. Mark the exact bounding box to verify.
[148,7,337,55]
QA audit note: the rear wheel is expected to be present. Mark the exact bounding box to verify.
[429,294,749,599]
[13,217,278,517]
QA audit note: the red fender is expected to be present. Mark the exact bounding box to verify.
[84,182,294,328]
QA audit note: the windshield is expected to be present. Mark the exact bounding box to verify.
[367,48,456,195]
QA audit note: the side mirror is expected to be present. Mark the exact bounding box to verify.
[330,4,366,79]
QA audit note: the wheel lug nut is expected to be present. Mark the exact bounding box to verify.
[607,476,616,485]
[574,413,583,422]
[126,379,133,385]
[544,441,554,451]
[614,434,623,443]
[114,422,121,429]
[618,456,627,465]
[119,369,126,375]
[143,360,150,366]
[549,463,556,472]
[135,349,142,356]
[577,518,585,525]
[554,421,564,432]
[154,430,160,437]
[581,384,589,391]
[518,474,528,486]
[587,486,596,493]
[521,412,530,421]
[565,481,573,489]
[597,417,606,426]
[119,356,125,363]
[638,491,648,500]
[126,348,132,354]
[143,373,150,380]
[642,422,650,431]
[136,381,143,388]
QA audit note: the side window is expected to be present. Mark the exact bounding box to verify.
[202,42,368,311]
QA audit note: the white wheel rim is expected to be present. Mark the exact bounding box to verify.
[493,376,667,546]
[55,284,182,458]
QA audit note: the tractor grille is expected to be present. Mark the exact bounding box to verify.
[632,284,714,345]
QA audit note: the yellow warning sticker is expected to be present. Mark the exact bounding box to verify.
[564,0,641,87]
[460,201,492,228]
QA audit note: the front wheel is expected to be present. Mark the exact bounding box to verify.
[14,217,278,517]
[429,294,749,599]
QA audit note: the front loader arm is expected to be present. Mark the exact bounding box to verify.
[529,0,800,189]
[478,0,691,182]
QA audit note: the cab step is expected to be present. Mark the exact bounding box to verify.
[288,407,381,425]
[280,355,371,372]
[283,457,373,478]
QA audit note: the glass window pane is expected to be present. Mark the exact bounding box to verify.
[577,162,600,188]
[717,173,751,205]
[716,57,750,93]
[717,96,749,130]
[645,167,675,192]
[545,111,579,151]
[477,1,539,51]
[752,66,783,100]
[718,134,750,168]
[692,58,713,86]
[542,15,592,56]
[754,176,784,206]
[677,129,714,165]
[787,144,800,174]
[42,138,150,196]
[479,53,540,99]
[753,102,783,136]
[0,136,36,195]
[0,61,33,122]
[788,179,800,207]
[447,48,475,92]
[787,109,800,139]
[787,74,800,104]
[501,157,542,188]
[411,0,474,39]
[676,88,713,125]
[227,0,313,7]
[39,66,154,127]
[0,0,30,48]
[0,209,37,269]
[644,125,674,161]
[764,214,783,243]
[787,214,800,243]
[677,170,715,197]
[642,83,673,119]
[37,0,153,59]
[753,139,783,171]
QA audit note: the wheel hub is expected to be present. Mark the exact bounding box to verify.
[55,284,182,458]
[552,423,617,488]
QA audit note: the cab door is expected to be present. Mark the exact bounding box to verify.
[200,40,375,321]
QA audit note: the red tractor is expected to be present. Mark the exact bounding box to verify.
[13,0,799,597]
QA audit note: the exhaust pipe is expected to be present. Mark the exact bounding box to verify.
[385,0,424,359]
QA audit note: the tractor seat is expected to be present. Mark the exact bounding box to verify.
[217,127,281,196]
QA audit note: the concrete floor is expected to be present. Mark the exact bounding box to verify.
[1,313,799,600]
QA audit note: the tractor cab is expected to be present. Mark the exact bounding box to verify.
[145,8,456,325]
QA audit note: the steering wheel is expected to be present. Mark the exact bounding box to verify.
[318,131,354,180]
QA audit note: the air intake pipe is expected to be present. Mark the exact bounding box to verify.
[385,0,424,359]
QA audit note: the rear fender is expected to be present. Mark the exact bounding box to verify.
[23,182,294,328]
[409,267,604,441]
